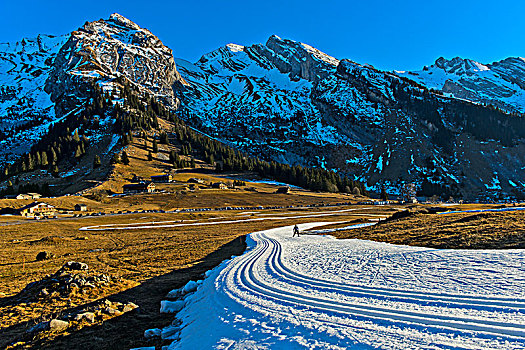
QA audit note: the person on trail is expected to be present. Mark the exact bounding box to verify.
[293,224,300,237]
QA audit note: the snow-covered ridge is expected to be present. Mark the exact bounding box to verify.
[0,34,69,164]
[398,56,525,113]
[174,34,525,200]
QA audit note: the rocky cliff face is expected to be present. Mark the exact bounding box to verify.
[46,13,185,116]
[397,56,525,113]
[174,36,344,167]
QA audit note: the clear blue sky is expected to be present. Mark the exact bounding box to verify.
[1,0,524,71]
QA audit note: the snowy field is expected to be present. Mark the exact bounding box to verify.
[168,223,525,349]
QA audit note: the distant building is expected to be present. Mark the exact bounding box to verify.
[17,202,56,217]
[16,193,42,200]
[276,187,291,194]
[211,182,228,189]
[123,182,156,194]
[74,204,88,212]
[151,174,173,183]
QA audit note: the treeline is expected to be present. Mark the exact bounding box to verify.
[185,128,366,194]
[0,82,112,181]
[127,95,368,194]
[0,182,52,198]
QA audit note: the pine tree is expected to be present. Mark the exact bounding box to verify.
[75,145,83,159]
[41,151,48,167]
[121,151,130,165]
[152,139,158,153]
[110,153,120,164]
[93,155,101,168]
[73,129,80,143]
[160,132,169,144]
[49,148,57,164]
[27,154,34,171]
[380,184,388,201]
[35,152,41,168]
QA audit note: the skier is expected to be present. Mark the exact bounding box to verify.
[293,224,300,237]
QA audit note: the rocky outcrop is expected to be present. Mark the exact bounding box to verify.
[45,13,185,116]
[253,35,338,82]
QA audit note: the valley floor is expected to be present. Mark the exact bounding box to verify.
[2,202,525,349]
[171,223,525,349]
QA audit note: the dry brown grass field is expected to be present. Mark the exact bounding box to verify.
[326,206,525,249]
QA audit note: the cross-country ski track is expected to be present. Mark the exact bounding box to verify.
[78,208,382,231]
[161,223,525,349]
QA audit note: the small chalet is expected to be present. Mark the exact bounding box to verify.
[18,202,56,217]
[123,182,156,194]
[151,174,173,183]
[276,187,291,194]
[16,193,42,200]
[74,204,88,212]
[211,182,228,190]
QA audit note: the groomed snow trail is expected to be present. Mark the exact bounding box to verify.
[170,223,525,349]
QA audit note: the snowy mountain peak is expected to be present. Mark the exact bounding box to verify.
[107,13,142,31]
[398,55,525,113]
[0,13,185,167]
[226,43,244,52]
[265,35,339,67]
[45,13,184,114]
[434,56,489,75]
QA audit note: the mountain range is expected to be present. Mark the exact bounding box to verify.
[1,13,525,200]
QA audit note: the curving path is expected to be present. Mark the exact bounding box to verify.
[78,208,379,231]
[170,223,525,349]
